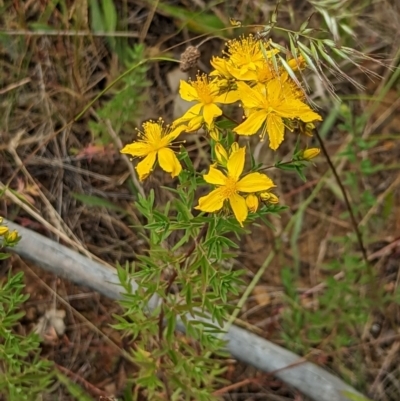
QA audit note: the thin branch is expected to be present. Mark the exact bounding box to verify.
[313,127,369,266]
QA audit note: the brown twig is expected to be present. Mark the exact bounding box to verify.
[56,363,109,398]
[213,358,307,395]
[313,127,369,266]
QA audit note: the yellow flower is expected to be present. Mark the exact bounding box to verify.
[121,120,185,181]
[210,57,233,80]
[302,148,320,160]
[195,147,275,226]
[252,60,277,84]
[224,35,278,81]
[0,226,9,236]
[287,55,306,71]
[174,74,239,128]
[234,76,322,150]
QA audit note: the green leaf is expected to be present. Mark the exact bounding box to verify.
[89,0,104,32]
[299,13,314,33]
[179,146,195,173]
[71,192,128,214]
[0,252,11,260]
[101,0,117,32]
[154,2,225,34]
[279,55,301,87]
[341,391,373,401]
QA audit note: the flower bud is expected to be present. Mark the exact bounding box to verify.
[302,148,320,160]
[300,122,315,137]
[246,194,259,213]
[215,143,228,166]
[0,226,9,236]
[5,230,18,243]
[187,116,203,131]
[209,125,220,141]
[230,142,239,154]
[260,192,279,204]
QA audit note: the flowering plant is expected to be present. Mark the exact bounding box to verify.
[122,35,322,226]
[115,32,324,399]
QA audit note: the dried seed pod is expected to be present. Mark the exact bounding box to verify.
[180,46,201,72]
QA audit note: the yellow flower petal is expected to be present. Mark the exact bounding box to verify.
[203,166,227,186]
[265,78,283,102]
[246,194,259,213]
[237,172,275,192]
[266,114,285,150]
[227,147,245,180]
[179,103,204,122]
[234,110,267,136]
[210,57,232,78]
[276,99,323,122]
[236,82,266,109]
[158,148,182,178]
[228,193,248,226]
[163,125,186,143]
[179,80,198,101]
[121,142,152,157]
[136,151,157,181]
[214,90,241,104]
[203,103,222,126]
[195,188,225,212]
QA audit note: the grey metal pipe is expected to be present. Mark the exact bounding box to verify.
[4,219,366,401]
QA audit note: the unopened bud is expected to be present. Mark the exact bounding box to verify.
[302,148,320,160]
[260,192,279,204]
[215,143,228,166]
[5,230,18,242]
[209,125,220,141]
[246,194,259,213]
[230,142,239,154]
[187,116,203,132]
[0,226,9,236]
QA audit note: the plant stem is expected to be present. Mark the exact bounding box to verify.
[314,127,369,266]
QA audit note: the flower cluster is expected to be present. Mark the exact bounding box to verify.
[0,217,19,246]
[121,35,322,226]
